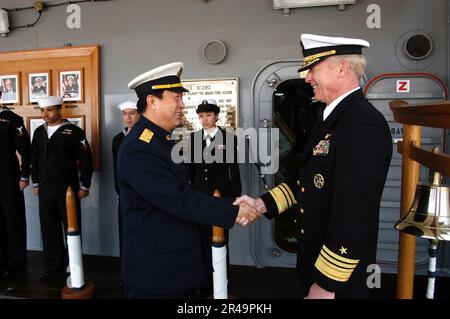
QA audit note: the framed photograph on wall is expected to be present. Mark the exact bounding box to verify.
[27,117,45,141]
[0,73,20,104]
[66,115,85,130]
[28,72,50,103]
[59,69,83,102]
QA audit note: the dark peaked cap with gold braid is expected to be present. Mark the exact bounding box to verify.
[298,34,370,72]
[128,62,189,110]
[196,99,220,114]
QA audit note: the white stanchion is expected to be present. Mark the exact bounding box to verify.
[212,246,228,299]
[426,241,438,299]
[67,235,85,289]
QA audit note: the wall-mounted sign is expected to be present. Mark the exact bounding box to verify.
[181,78,239,132]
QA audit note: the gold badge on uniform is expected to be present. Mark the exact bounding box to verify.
[313,174,325,189]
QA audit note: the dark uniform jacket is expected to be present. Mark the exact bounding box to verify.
[117,116,239,295]
[186,127,241,198]
[0,107,30,271]
[0,108,30,182]
[112,128,128,195]
[261,89,392,298]
[31,120,93,191]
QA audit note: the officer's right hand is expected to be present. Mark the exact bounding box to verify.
[235,202,261,226]
[33,187,39,196]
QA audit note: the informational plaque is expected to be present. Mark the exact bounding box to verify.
[181,78,239,132]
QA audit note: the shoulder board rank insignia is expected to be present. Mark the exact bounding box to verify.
[139,128,154,143]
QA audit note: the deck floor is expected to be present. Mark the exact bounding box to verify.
[0,251,449,299]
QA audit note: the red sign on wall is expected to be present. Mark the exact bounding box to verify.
[396,80,410,93]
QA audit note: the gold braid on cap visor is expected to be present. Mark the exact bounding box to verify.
[301,49,337,68]
[151,83,183,90]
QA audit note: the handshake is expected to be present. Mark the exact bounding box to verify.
[232,195,267,226]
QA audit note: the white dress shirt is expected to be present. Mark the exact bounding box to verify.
[323,87,360,121]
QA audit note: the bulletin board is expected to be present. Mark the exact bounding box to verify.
[0,45,101,171]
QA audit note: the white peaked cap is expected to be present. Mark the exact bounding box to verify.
[300,34,370,50]
[37,96,63,108]
[201,99,218,106]
[299,33,370,72]
[127,62,185,90]
[127,62,189,110]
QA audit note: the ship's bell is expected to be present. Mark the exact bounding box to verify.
[394,172,450,241]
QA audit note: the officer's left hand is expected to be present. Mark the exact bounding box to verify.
[78,190,89,199]
[235,202,261,226]
[19,180,29,191]
[304,283,335,299]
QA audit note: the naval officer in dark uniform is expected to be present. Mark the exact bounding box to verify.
[0,91,31,278]
[112,100,140,284]
[235,34,392,299]
[31,96,93,279]
[118,62,259,299]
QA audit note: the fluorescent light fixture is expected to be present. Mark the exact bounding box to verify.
[274,0,356,9]
[0,9,10,36]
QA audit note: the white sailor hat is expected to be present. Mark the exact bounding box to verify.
[299,34,370,72]
[196,99,220,114]
[128,62,189,110]
[117,100,138,112]
[37,96,63,108]
[66,75,75,80]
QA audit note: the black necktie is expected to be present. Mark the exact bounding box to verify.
[205,135,212,147]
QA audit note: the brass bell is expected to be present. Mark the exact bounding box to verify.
[395,172,450,241]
